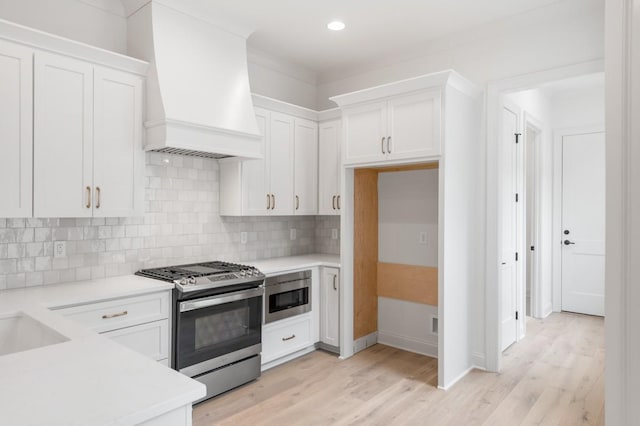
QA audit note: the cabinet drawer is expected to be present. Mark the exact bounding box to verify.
[262,314,313,364]
[103,319,169,361]
[56,291,170,333]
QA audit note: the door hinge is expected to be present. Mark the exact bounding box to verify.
[515,133,522,144]
[515,252,519,261]
[516,311,519,320]
[515,193,519,202]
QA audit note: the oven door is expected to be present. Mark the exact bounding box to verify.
[176,287,263,376]
[265,279,311,324]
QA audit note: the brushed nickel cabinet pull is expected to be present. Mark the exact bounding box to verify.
[267,194,270,210]
[96,186,101,209]
[387,136,392,153]
[271,194,275,210]
[102,310,128,319]
[282,334,296,341]
[381,137,386,154]
[86,186,91,209]
[296,195,299,210]
[333,275,337,290]
[332,195,336,210]
[337,195,341,210]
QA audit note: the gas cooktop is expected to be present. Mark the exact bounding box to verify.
[136,261,264,293]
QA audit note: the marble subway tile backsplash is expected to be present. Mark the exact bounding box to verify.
[0,153,340,290]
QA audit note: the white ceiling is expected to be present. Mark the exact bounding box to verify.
[201,0,566,75]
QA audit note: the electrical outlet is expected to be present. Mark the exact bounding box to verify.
[331,229,339,240]
[240,232,247,244]
[290,228,296,240]
[419,231,428,245]
[54,241,66,258]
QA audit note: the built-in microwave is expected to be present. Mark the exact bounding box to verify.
[264,270,311,324]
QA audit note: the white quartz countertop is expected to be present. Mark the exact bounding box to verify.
[0,275,205,426]
[249,254,340,275]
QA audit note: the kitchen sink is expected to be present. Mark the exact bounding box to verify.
[0,312,69,356]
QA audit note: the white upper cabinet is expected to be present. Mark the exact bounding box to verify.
[294,118,318,215]
[34,52,94,218]
[240,110,270,216]
[318,120,341,215]
[269,112,295,215]
[0,21,148,219]
[0,40,33,218]
[34,53,145,218]
[93,67,144,217]
[220,103,319,217]
[387,90,441,161]
[334,79,444,167]
[342,102,387,165]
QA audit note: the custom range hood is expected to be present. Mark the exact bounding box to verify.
[125,0,262,159]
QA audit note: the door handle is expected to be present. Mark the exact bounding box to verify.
[564,240,575,246]
[381,137,386,154]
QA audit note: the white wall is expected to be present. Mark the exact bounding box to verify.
[317,0,603,109]
[377,169,439,359]
[549,80,605,129]
[0,0,127,53]
[247,49,318,110]
[378,169,438,267]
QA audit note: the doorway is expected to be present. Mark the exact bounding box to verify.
[497,71,605,354]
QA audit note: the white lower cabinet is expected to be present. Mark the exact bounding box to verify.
[102,319,169,362]
[262,313,314,365]
[55,290,170,363]
[320,267,340,350]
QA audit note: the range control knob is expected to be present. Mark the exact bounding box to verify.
[188,276,196,285]
[179,278,188,286]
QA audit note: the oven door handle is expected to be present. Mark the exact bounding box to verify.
[179,287,264,312]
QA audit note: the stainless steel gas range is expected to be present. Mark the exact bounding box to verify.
[136,261,265,402]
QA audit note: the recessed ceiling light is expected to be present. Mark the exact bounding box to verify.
[327,21,345,31]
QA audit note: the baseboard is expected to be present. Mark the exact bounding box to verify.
[316,341,340,354]
[542,302,553,318]
[260,345,316,372]
[437,365,475,391]
[472,351,486,370]
[353,332,378,354]
[377,330,438,358]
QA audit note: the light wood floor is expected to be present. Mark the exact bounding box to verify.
[193,312,604,425]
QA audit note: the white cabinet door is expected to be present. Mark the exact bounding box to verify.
[242,109,270,216]
[318,120,341,215]
[320,267,340,348]
[34,52,93,218]
[343,102,386,165]
[93,67,144,217]
[0,41,33,217]
[269,112,295,215]
[294,118,318,215]
[387,90,441,160]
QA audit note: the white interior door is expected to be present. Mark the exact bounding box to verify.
[500,104,519,351]
[561,132,605,316]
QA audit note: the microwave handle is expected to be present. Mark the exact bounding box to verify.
[180,287,264,312]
